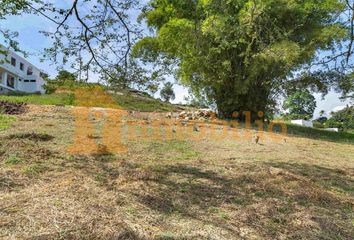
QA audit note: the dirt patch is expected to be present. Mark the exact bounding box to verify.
[0,100,28,115]
[7,132,55,142]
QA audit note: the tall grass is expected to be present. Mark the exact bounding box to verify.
[0,93,75,106]
[0,114,16,130]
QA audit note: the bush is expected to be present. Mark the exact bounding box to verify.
[281,113,312,121]
[313,121,325,129]
[322,106,354,131]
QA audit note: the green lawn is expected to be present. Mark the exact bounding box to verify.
[111,93,177,112]
[0,93,75,106]
[0,114,16,131]
[0,90,180,112]
[270,123,354,144]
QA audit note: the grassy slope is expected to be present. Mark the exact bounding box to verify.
[0,105,353,239]
[286,123,354,144]
[111,93,177,112]
[0,89,183,112]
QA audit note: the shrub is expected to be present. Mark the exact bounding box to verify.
[313,121,325,129]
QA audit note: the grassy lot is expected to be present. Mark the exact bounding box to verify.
[111,92,177,112]
[0,105,353,239]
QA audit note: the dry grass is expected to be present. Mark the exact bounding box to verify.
[0,105,353,239]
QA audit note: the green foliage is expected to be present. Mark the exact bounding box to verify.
[283,90,317,120]
[0,93,75,106]
[4,155,21,165]
[0,114,16,131]
[110,89,177,112]
[55,70,77,82]
[160,82,175,102]
[313,116,328,129]
[326,106,354,131]
[43,70,79,94]
[313,121,325,129]
[135,0,346,117]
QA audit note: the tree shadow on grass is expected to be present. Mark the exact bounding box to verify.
[64,152,354,239]
[129,163,354,239]
[6,132,55,142]
[267,162,354,196]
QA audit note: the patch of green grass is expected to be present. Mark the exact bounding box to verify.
[0,93,75,106]
[269,123,354,144]
[219,211,231,220]
[94,172,108,183]
[0,114,16,130]
[23,164,46,175]
[110,91,177,112]
[139,140,200,161]
[4,155,21,165]
[208,207,230,220]
[126,207,138,215]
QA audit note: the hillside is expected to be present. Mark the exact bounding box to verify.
[0,87,191,113]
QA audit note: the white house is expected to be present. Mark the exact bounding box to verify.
[290,119,314,128]
[0,46,46,94]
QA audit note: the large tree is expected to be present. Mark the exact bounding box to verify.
[133,0,352,118]
[160,82,175,102]
[283,90,317,120]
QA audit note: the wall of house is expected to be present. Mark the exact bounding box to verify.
[291,120,314,128]
[0,46,46,93]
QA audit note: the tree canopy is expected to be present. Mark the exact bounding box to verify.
[134,0,352,117]
[327,105,354,130]
[283,89,317,120]
[1,0,354,118]
[160,82,175,102]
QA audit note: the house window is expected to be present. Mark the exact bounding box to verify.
[30,80,36,82]
[7,74,15,88]
[11,57,16,67]
[19,79,22,82]
[27,66,33,75]
[24,80,30,82]
[20,63,24,71]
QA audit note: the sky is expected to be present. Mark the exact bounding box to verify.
[0,1,352,118]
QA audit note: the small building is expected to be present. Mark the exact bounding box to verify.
[324,128,339,132]
[290,119,314,128]
[0,46,46,94]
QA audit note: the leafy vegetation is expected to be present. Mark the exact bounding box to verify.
[110,89,178,112]
[134,0,348,117]
[160,82,175,103]
[312,105,354,132]
[282,90,317,120]
[0,114,15,130]
[326,105,354,131]
[43,70,79,94]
